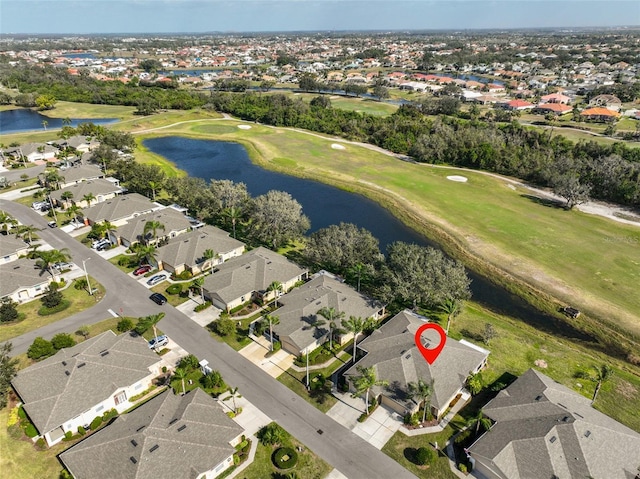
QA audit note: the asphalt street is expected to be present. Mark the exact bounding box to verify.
[1,199,418,479]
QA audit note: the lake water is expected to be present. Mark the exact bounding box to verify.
[0,108,117,134]
[144,136,596,343]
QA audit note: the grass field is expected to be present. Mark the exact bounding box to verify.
[0,277,104,343]
[133,119,640,352]
[40,101,136,120]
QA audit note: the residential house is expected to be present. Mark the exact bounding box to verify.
[467,368,640,479]
[344,310,489,420]
[580,107,621,122]
[156,225,246,275]
[588,94,622,111]
[59,388,245,479]
[539,92,571,104]
[11,330,162,446]
[50,178,123,208]
[114,207,192,247]
[83,193,161,227]
[15,143,59,163]
[0,258,53,303]
[0,235,30,264]
[271,273,386,356]
[58,164,106,188]
[203,246,308,312]
[502,99,534,111]
[533,103,572,115]
[53,135,101,153]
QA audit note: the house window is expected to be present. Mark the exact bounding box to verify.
[95,405,104,413]
[135,383,143,390]
[114,391,127,405]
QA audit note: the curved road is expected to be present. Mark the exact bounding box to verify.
[1,199,417,479]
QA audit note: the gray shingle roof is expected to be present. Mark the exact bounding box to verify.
[468,369,640,479]
[203,247,307,306]
[59,388,243,479]
[116,207,192,244]
[59,164,104,184]
[344,310,489,412]
[0,235,29,259]
[156,225,245,270]
[83,193,158,223]
[12,331,161,435]
[273,274,384,353]
[0,257,50,298]
[50,178,122,202]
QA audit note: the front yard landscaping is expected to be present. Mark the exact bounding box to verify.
[207,315,256,351]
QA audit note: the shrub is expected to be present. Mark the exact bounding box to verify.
[64,431,73,440]
[90,416,102,430]
[213,317,236,337]
[38,300,71,316]
[24,423,38,438]
[454,429,473,446]
[117,256,130,266]
[201,370,225,389]
[35,437,46,450]
[269,340,282,354]
[194,301,212,312]
[27,337,55,360]
[102,409,118,421]
[117,318,134,332]
[77,426,86,435]
[17,405,27,419]
[0,298,19,323]
[415,446,436,466]
[178,354,200,372]
[258,423,286,446]
[51,333,76,350]
[41,286,63,308]
[272,447,298,469]
[165,283,182,295]
[458,463,468,473]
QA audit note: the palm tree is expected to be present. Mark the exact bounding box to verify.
[60,191,74,205]
[222,205,242,239]
[347,262,369,293]
[174,367,187,395]
[202,248,217,274]
[407,379,434,423]
[223,386,242,414]
[264,313,280,352]
[352,366,388,415]
[148,180,160,201]
[317,306,344,350]
[44,170,64,190]
[0,211,18,234]
[42,120,48,131]
[34,248,71,278]
[342,316,365,363]
[132,243,157,265]
[576,364,614,404]
[16,224,42,243]
[82,192,96,208]
[66,204,83,221]
[190,276,206,303]
[267,280,283,306]
[439,298,462,335]
[467,409,492,434]
[143,220,165,245]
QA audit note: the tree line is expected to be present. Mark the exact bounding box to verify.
[205,91,640,207]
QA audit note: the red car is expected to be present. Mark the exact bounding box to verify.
[133,265,152,276]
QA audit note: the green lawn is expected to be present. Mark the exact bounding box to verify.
[382,426,458,479]
[238,423,332,479]
[448,302,640,433]
[135,119,640,352]
[277,351,351,413]
[150,283,190,307]
[0,277,105,343]
[207,315,255,351]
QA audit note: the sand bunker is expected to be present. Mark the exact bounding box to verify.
[447,175,468,183]
[331,143,346,150]
[237,125,252,130]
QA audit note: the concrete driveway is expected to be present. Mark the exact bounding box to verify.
[328,390,403,449]
[239,336,295,378]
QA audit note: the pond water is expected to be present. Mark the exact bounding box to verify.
[143,136,596,343]
[0,108,117,134]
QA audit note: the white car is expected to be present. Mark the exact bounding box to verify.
[148,335,169,349]
[53,262,73,271]
[146,273,168,286]
[92,239,110,249]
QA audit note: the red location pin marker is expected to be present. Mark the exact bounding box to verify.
[414,323,447,365]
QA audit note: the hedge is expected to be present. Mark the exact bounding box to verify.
[37,299,71,316]
[90,416,102,430]
[165,283,182,295]
[194,301,212,312]
[415,446,436,466]
[24,423,38,438]
[272,447,298,469]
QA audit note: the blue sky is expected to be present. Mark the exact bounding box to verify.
[1,0,638,34]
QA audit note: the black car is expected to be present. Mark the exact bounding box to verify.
[149,293,167,305]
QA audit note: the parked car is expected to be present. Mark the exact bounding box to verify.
[149,292,168,305]
[148,334,169,349]
[47,221,57,228]
[53,262,73,271]
[146,274,168,286]
[133,264,152,276]
[96,242,111,251]
[92,239,110,250]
